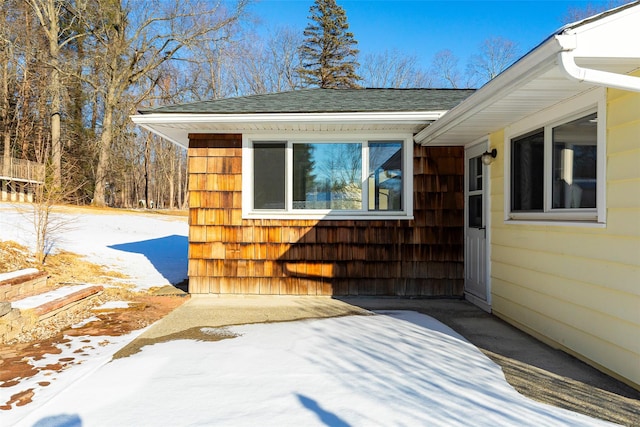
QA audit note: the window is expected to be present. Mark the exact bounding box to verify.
[292,143,362,210]
[254,143,286,210]
[244,136,412,219]
[468,155,483,228]
[508,107,602,223]
[511,129,544,212]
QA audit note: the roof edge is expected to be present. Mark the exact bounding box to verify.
[414,1,640,146]
[131,111,448,124]
[414,37,561,145]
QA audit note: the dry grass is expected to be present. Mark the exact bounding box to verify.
[51,203,188,218]
[0,240,173,343]
[0,240,32,273]
[0,240,141,308]
[0,240,128,287]
[0,205,188,343]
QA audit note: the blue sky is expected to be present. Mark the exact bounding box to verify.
[247,1,613,72]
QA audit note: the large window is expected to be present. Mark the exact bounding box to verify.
[245,136,412,219]
[508,107,602,222]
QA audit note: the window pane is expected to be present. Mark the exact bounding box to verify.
[368,142,403,211]
[469,156,482,192]
[552,113,597,209]
[254,143,285,210]
[511,129,544,212]
[293,143,362,210]
[468,194,483,228]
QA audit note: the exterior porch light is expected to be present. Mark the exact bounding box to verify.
[481,148,498,165]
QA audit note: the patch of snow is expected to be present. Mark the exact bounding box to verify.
[10,312,614,427]
[11,284,95,310]
[72,316,101,328]
[93,301,131,310]
[0,268,39,282]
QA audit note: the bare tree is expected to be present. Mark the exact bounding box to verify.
[430,49,462,88]
[360,49,433,88]
[83,0,247,207]
[466,37,519,86]
[261,27,304,92]
[0,1,13,171]
[29,163,82,264]
[24,0,87,188]
[563,0,631,23]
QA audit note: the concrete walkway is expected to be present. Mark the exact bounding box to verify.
[126,295,640,426]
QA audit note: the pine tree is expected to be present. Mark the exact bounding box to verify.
[297,0,361,88]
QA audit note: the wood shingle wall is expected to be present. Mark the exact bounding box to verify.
[187,133,464,296]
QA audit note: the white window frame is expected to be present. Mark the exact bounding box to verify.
[242,132,414,220]
[504,89,606,226]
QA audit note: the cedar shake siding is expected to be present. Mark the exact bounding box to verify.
[187,133,463,296]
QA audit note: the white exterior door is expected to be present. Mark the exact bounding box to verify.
[465,143,490,312]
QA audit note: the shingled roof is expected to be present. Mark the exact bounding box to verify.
[139,88,476,114]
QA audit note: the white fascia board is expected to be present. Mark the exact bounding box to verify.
[132,111,445,148]
[131,111,445,125]
[414,38,562,146]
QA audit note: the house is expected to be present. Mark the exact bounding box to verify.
[133,88,475,297]
[132,2,640,389]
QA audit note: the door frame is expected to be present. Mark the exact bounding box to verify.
[464,141,492,313]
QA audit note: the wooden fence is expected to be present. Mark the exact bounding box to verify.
[0,157,45,183]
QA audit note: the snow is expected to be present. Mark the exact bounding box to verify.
[71,316,100,328]
[7,311,613,426]
[11,284,96,310]
[0,268,39,283]
[0,204,616,426]
[0,204,188,289]
[93,300,131,310]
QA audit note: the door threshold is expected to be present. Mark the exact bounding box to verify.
[465,292,492,313]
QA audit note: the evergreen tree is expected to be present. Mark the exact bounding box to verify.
[297,0,361,88]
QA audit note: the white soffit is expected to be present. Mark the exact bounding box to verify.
[131,112,442,149]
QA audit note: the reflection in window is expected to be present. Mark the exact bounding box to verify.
[511,129,544,212]
[552,113,597,209]
[468,157,482,192]
[254,142,286,210]
[369,142,402,211]
[468,195,483,228]
[293,143,362,210]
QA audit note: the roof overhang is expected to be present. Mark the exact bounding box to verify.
[131,111,445,149]
[415,2,640,146]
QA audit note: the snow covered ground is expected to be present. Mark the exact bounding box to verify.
[0,204,188,289]
[8,311,613,426]
[0,204,615,426]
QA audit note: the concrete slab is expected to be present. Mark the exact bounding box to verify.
[138,295,370,340]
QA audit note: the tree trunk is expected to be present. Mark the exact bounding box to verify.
[44,0,62,187]
[93,104,114,206]
[50,64,61,187]
[1,52,10,170]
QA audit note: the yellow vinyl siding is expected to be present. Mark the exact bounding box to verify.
[488,89,640,389]
[492,292,638,379]
[492,282,638,359]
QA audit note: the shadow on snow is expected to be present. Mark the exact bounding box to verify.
[108,234,187,285]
